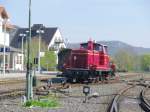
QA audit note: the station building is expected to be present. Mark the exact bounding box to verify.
[0,6,23,71]
[10,24,66,68]
[11,24,66,52]
[0,6,66,71]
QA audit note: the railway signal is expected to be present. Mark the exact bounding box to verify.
[83,85,90,103]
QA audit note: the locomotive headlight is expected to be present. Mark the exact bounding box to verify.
[83,86,90,95]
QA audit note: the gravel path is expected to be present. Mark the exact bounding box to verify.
[0,83,126,112]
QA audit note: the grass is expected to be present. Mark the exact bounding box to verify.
[24,97,60,108]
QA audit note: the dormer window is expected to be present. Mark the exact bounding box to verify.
[55,38,63,44]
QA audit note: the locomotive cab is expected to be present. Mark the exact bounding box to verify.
[80,40,101,51]
[80,41,108,54]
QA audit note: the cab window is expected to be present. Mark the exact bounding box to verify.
[80,43,88,49]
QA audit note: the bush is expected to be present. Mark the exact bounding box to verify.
[24,99,60,108]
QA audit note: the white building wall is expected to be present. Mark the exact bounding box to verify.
[0,33,9,46]
[48,29,66,50]
[0,17,10,46]
[0,18,2,33]
[0,7,24,71]
[48,29,66,64]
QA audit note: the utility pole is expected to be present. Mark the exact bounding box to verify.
[26,0,33,101]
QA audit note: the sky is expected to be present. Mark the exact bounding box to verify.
[1,0,150,47]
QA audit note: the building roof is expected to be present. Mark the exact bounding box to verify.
[10,24,58,48]
[0,6,9,19]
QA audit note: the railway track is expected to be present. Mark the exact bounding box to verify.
[0,73,150,112]
[0,72,149,86]
[0,79,25,85]
[0,78,133,112]
[0,89,25,100]
[106,85,134,112]
[0,81,84,100]
[0,74,122,100]
[0,75,56,85]
[49,82,128,111]
[139,86,150,112]
[107,82,150,112]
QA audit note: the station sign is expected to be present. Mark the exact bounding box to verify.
[0,48,10,52]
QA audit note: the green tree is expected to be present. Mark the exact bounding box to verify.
[40,51,57,71]
[24,37,57,70]
[113,49,136,71]
[141,54,150,71]
[24,37,47,63]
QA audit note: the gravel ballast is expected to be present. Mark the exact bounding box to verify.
[0,83,126,112]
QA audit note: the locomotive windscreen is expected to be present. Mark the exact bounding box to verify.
[80,43,88,49]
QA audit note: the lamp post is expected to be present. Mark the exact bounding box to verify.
[36,29,44,73]
[19,33,26,71]
[3,19,8,76]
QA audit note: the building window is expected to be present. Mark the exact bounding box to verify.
[20,56,22,64]
[16,56,22,64]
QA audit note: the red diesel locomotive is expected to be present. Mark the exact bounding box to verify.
[58,40,115,82]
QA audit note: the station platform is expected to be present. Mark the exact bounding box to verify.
[0,71,58,80]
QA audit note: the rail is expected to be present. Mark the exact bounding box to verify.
[139,86,150,112]
[107,81,150,112]
[106,85,134,112]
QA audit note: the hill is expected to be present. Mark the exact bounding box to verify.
[67,41,150,56]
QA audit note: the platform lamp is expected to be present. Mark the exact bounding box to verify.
[36,29,44,73]
[19,33,26,71]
